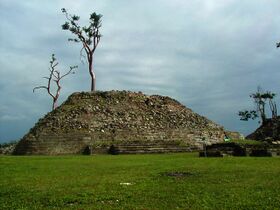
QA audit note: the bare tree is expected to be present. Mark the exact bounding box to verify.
[33,54,77,110]
[61,8,102,92]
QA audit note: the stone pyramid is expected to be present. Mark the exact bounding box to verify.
[14,91,225,155]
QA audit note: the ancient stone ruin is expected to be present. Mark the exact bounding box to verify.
[246,117,280,143]
[14,90,225,155]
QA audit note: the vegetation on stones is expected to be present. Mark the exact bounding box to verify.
[230,139,263,146]
[0,141,17,155]
[0,140,18,148]
[61,8,102,91]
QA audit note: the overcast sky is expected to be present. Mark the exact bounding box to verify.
[1,0,280,142]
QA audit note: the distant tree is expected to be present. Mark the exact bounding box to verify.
[33,54,77,110]
[61,8,102,92]
[238,110,258,121]
[262,91,277,119]
[238,87,277,125]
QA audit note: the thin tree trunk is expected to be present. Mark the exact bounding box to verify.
[52,82,61,110]
[92,71,96,92]
[269,99,277,119]
[261,112,266,124]
[258,103,266,124]
[52,99,56,111]
[89,68,95,92]
[89,55,96,92]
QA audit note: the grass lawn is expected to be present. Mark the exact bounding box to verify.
[1,153,280,210]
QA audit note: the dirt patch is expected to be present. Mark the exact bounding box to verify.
[161,171,198,178]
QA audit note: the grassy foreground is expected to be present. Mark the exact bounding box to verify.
[1,153,280,210]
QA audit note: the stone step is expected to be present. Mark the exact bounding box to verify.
[114,144,185,148]
[109,144,193,154]
[113,141,184,146]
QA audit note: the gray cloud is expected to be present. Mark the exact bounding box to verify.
[1,0,280,142]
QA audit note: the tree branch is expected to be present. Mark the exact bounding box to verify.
[33,86,48,93]
[60,66,77,80]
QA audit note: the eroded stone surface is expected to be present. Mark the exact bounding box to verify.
[14,90,225,155]
[247,117,280,141]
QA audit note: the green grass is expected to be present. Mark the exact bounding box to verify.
[230,139,263,145]
[1,153,280,210]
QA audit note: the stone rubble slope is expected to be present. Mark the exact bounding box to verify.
[14,90,225,155]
